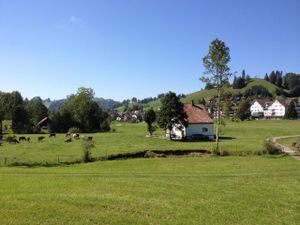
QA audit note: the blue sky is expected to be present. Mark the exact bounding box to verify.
[0,0,299,101]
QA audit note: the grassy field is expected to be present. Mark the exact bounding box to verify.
[0,156,299,225]
[0,120,300,165]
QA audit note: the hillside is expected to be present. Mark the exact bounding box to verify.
[183,78,280,104]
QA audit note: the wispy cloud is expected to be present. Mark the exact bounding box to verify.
[70,16,82,23]
[69,16,84,29]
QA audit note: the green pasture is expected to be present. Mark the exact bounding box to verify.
[0,120,300,165]
[0,156,299,225]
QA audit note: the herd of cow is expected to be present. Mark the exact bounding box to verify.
[0,132,93,145]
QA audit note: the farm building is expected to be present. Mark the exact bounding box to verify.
[168,103,214,140]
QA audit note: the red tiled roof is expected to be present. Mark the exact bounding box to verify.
[184,104,213,124]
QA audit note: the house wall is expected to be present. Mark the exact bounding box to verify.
[186,123,214,139]
[250,101,264,115]
[264,100,285,117]
[169,123,214,140]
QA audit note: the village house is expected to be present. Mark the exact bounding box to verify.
[250,99,289,118]
[168,103,214,140]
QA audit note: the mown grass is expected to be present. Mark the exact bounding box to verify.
[0,156,299,225]
[0,120,300,165]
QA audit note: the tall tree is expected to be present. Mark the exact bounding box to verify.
[200,38,232,153]
[236,100,251,121]
[284,100,297,119]
[144,108,156,135]
[157,92,187,140]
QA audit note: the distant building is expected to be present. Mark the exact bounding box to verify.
[168,103,214,140]
[250,99,289,118]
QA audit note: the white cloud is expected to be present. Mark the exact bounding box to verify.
[70,16,82,23]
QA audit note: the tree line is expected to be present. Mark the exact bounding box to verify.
[0,87,111,134]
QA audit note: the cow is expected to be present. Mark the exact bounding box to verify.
[73,133,80,139]
[65,132,71,138]
[37,136,45,141]
[49,133,56,138]
[88,136,93,141]
[19,136,27,141]
[64,137,72,143]
[26,137,31,142]
[8,138,19,144]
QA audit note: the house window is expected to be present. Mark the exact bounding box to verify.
[202,127,208,133]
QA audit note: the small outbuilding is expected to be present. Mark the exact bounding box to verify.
[168,103,214,140]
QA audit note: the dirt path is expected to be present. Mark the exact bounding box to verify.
[270,135,300,157]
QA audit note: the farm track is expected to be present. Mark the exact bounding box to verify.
[270,135,300,158]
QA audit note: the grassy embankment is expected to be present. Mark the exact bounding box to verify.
[0,120,300,165]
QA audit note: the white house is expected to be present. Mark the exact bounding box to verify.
[250,99,273,117]
[264,99,288,118]
[250,99,289,118]
[168,104,214,140]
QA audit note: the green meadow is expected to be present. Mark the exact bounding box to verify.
[0,120,300,224]
[1,120,300,165]
[0,156,299,225]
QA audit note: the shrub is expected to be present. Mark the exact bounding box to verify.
[263,140,283,155]
[68,127,81,134]
[82,139,95,162]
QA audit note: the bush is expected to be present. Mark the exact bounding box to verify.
[82,139,95,162]
[68,127,81,134]
[263,140,283,155]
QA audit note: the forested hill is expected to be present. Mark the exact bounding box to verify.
[183,78,279,103]
[44,98,120,112]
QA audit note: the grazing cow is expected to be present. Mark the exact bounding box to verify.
[37,136,45,141]
[64,137,72,143]
[49,133,56,138]
[73,133,80,139]
[19,136,27,141]
[8,138,19,144]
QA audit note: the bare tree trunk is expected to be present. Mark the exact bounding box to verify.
[215,87,221,154]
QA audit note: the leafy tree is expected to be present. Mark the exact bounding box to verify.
[198,97,206,105]
[290,85,300,97]
[284,100,297,119]
[223,101,232,119]
[284,73,300,90]
[157,92,187,140]
[49,87,110,133]
[131,97,138,103]
[144,108,156,135]
[25,97,48,133]
[200,38,232,153]
[236,100,251,121]
[244,85,272,98]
